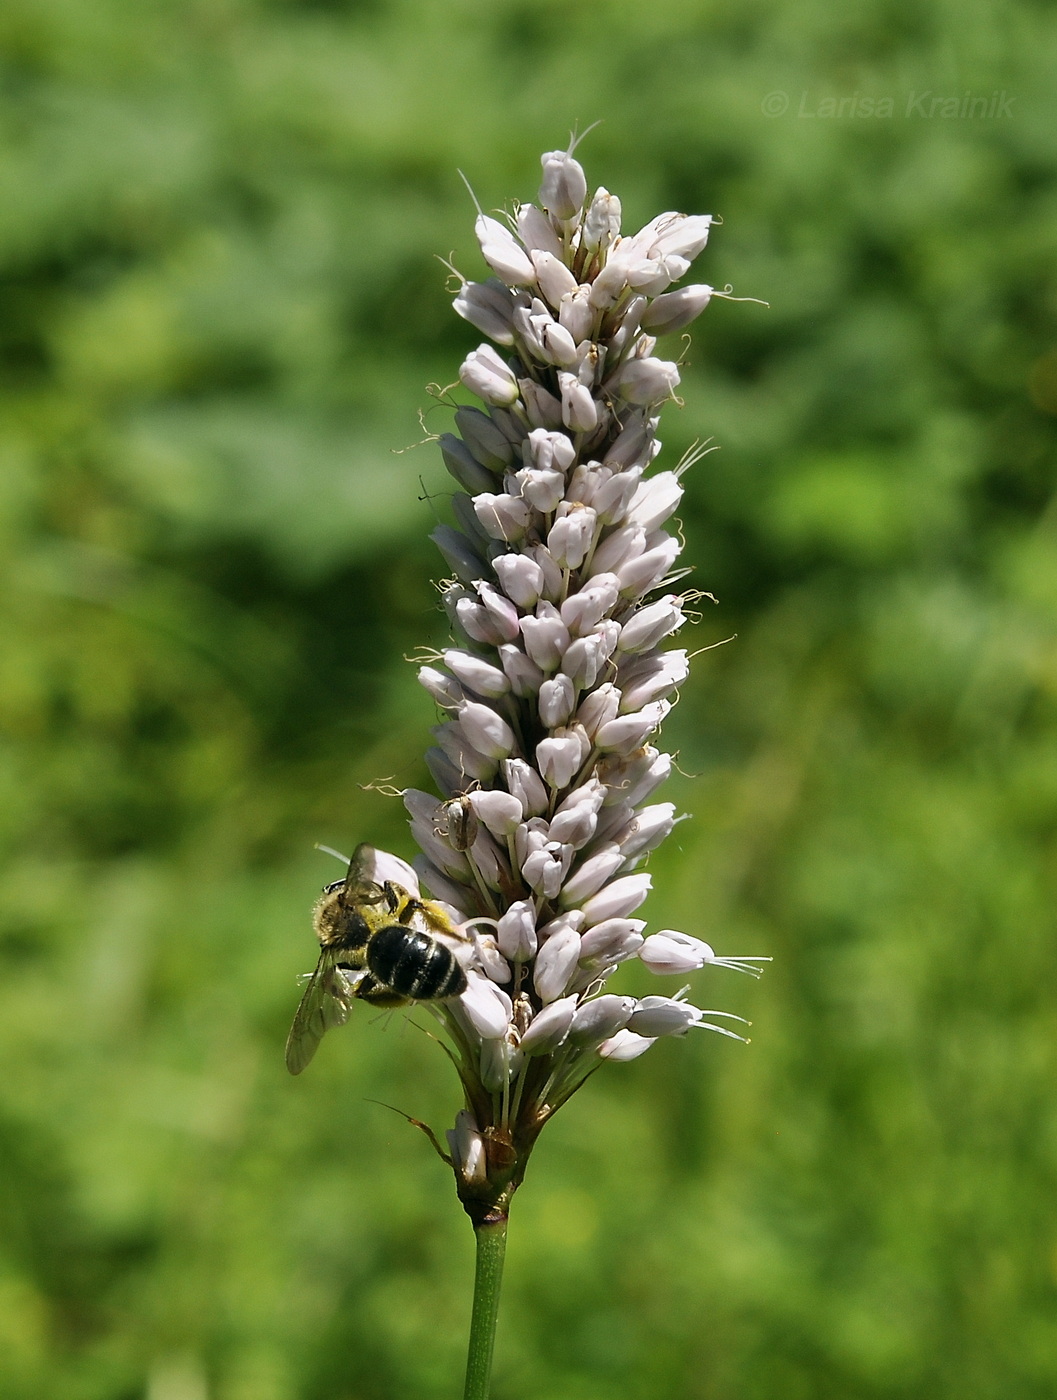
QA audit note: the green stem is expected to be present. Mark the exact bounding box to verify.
[463,1215,508,1400]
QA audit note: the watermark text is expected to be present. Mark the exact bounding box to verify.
[761,90,1015,120]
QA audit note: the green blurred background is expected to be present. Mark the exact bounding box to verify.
[2,1,1056,1396]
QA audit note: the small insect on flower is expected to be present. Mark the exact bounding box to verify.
[436,793,480,852]
[285,843,469,1075]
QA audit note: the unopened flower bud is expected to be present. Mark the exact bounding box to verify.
[497,899,538,961]
[627,254,691,297]
[522,543,564,601]
[582,186,622,257]
[443,648,509,698]
[557,371,599,432]
[569,993,635,1047]
[458,701,516,759]
[455,406,514,469]
[595,700,671,755]
[523,427,576,474]
[418,665,464,712]
[617,803,677,858]
[516,203,563,258]
[621,748,673,807]
[476,582,522,639]
[447,1109,487,1185]
[432,720,498,782]
[523,844,568,899]
[454,278,519,344]
[501,757,549,817]
[558,286,595,343]
[560,845,626,905]
[492,552,545,609]
[432,525,487,583]
[519,602,570,672]
[646,212,713,261]
[533,923,582,1002]
[475,214,536,286]
[531,249,579,308]
[539,147,588,221]
[598,1029,655,1061]
[519,379,564,429]
[514,467,564,514]
[560,573,620,634]
[454,597,503,647]
[439,433,498,493]
[617,651,689,711]
[413,856,473,915]
[548,506,597,570]
[610,356,681,406]
[461,344,521,406]
[467,789,524,838]
[615,536,681,596]
[592,468,644,524]
[618,597,685,653]
[480,1036,519,1091]
[640,283,714,336]
[604,411,654,470]
[578,917,646,965]
[519,995,577,1054]
[539,673,576,728]
[589,523,646,576]
[591,798,635,845]
[497,642,544,697]
[450,492,491,550]
[490,405,528,449]
[625,472,683,532]
[547,800,598,851]
[558,778,607,812]
[425,747,466,798]
[575,682,622,738]
[561,622,618,689]
[589,248,631,310]
[513,302,550,364]
[513,816,548,865]
[536,730,586,789]
[459,973,513,1039]
[472,928,512,984]
[580,873,652,925]
[541,319,578,367]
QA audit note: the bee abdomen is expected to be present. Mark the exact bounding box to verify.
[368,926,467,1000]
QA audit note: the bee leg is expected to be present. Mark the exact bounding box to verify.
[401,896,465,940]
[353,973,409,1009]
[382,881,404,915]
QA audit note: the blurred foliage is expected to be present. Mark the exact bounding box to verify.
[1,0,1056,1397]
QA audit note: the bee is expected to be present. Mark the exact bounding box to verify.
[285,843,468,1075]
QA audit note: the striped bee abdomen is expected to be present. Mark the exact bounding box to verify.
[367,925,467,1000]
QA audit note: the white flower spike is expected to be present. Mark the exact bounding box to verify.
[289,146,767,1249]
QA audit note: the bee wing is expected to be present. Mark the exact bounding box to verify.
[284,952,356,1075]
[337,843,390,911]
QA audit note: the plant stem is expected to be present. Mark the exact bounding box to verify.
[463,1215,508,1400]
